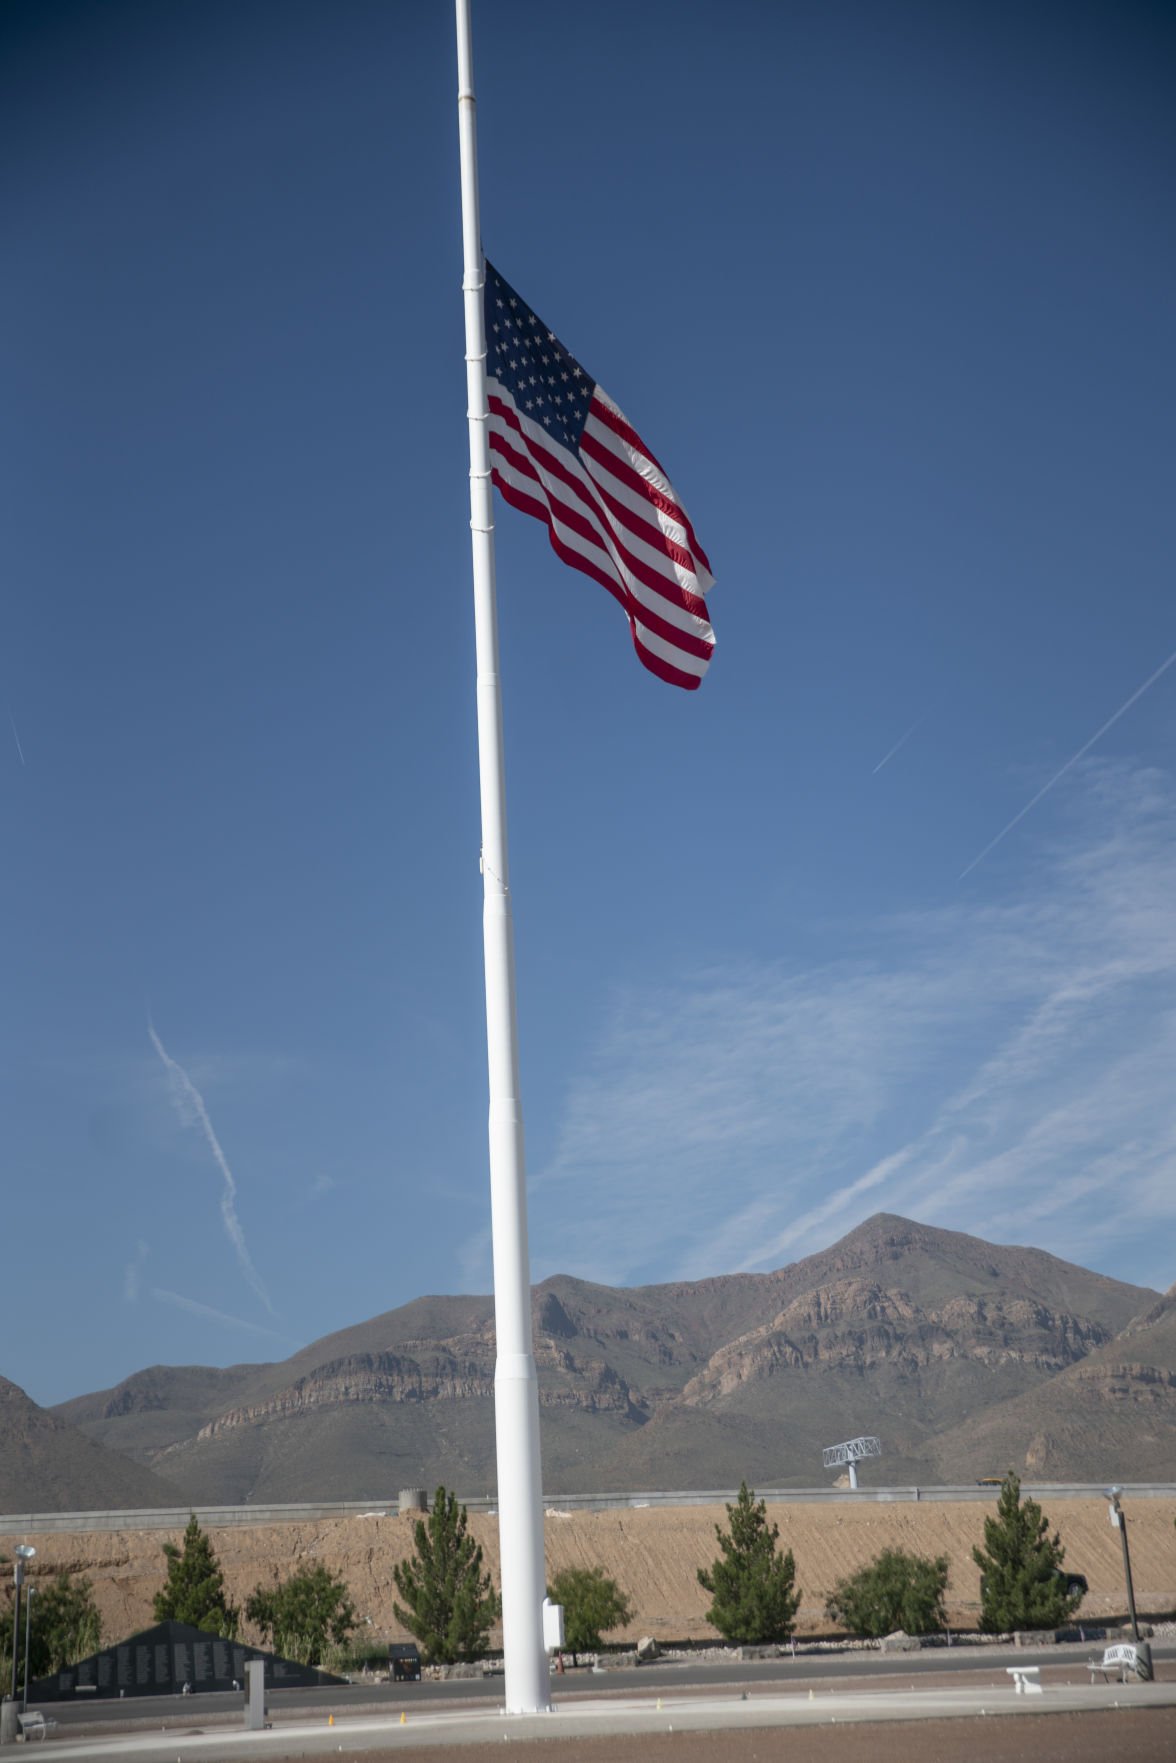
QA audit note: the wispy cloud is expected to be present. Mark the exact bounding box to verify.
[150,1287,295,1346]
[123,1239,149,1303]
[148,1023,275,1313]
[873,719,922,774]
[960,644,1176,878]
[8,709,25,767]
[530,759,1176,1293]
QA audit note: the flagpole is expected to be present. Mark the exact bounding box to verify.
[455,0,551,1718]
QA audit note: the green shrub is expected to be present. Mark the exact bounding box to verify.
[547,1566,631,1659]
[826,1548,948,1638]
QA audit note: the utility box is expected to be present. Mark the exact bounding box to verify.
[243,1660,266,1731]
[389,1644,421,1683]
[542,1598,565,1652]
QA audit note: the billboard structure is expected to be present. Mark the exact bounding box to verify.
[821,1435,882,1490]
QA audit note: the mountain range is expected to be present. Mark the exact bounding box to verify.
[3,1214,1173,1513]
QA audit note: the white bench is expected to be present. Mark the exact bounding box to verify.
[17,1711,57,1741]
[1006,1665,1042,1695]
[1088,1643,1138,1683]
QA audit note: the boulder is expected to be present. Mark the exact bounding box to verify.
[635,1636,661,1663]
[881,1630,920,1653]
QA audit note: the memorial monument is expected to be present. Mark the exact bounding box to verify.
[26,1620,345,1702]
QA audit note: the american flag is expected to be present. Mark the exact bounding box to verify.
[484,262,716,690]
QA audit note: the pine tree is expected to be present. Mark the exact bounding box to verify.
[153,1515,239,1637]
[697,1482,800,1645]
[392,1486,500,1664]
[972,1472,1078,1633]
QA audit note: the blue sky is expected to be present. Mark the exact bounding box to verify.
[3,0,1174,1407]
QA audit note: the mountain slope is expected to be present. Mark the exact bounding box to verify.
[931,1282,1176,1482]
[41,1215,1162,1506]
[0,1376,184,1512]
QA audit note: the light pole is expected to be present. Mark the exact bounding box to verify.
[9,1548,35,1707]
[1106,1487,1152,1681]
[20,1588,34,1713]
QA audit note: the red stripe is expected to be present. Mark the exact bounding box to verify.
[490,466,709,686]
[588,473,703,590]
[630,626,704,690]
[586,401,714,578]
[490,401,712,622]
[490,435,715,663]
[579,429,712,581]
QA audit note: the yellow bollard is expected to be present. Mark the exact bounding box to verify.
[328,1715,334,1726]
[400,1711,407,1725]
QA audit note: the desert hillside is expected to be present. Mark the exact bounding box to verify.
[13,1496,1176,1647]
[30,1214,1165,1510]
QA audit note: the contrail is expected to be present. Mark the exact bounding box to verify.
[151,1287,294,1345]
[960,644,1176,881]
[873,719,921,774]
[8,709,25,766]
[148,1023,275,1313]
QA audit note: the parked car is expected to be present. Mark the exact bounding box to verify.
[979,1568,1087,1605]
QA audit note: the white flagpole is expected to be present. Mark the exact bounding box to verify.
[454,0,551,1717]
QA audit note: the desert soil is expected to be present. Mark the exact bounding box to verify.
[19,1497,1176,1648]
[311,1711,1176,1763]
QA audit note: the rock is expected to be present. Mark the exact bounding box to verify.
[881,1630,921,1653]
[635,1636,661,1662]
[1014,1630,1058,1647]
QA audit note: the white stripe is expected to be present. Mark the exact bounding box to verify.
[582,410,716,595]
[490,418,714,645]
[489,393,709,608]
[579,435,694,551]
[489,397,713,620]
[632,619,711,679]
[490,377,710,587]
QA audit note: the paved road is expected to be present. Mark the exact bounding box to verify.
[37,1640,1175,1732]
[27,1677,1176,1762]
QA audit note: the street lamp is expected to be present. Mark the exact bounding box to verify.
[1106,1487,1152,1682]
[21,1587,35,1714]
[10,1547,36,1707]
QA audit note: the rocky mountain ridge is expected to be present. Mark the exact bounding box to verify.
[2,1213,1168,1512]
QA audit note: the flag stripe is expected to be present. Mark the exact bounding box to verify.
[490,403,719,659]
[491,474,706,689]
[489,398,714,636]
[489,434,716,663]
[585,401,714,581]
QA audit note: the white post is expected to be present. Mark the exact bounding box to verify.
[454,0,550,1717]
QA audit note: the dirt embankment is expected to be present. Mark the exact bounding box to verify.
[18,1498,1176,1648]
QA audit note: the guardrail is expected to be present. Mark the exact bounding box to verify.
[2,1482,1174,1535]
